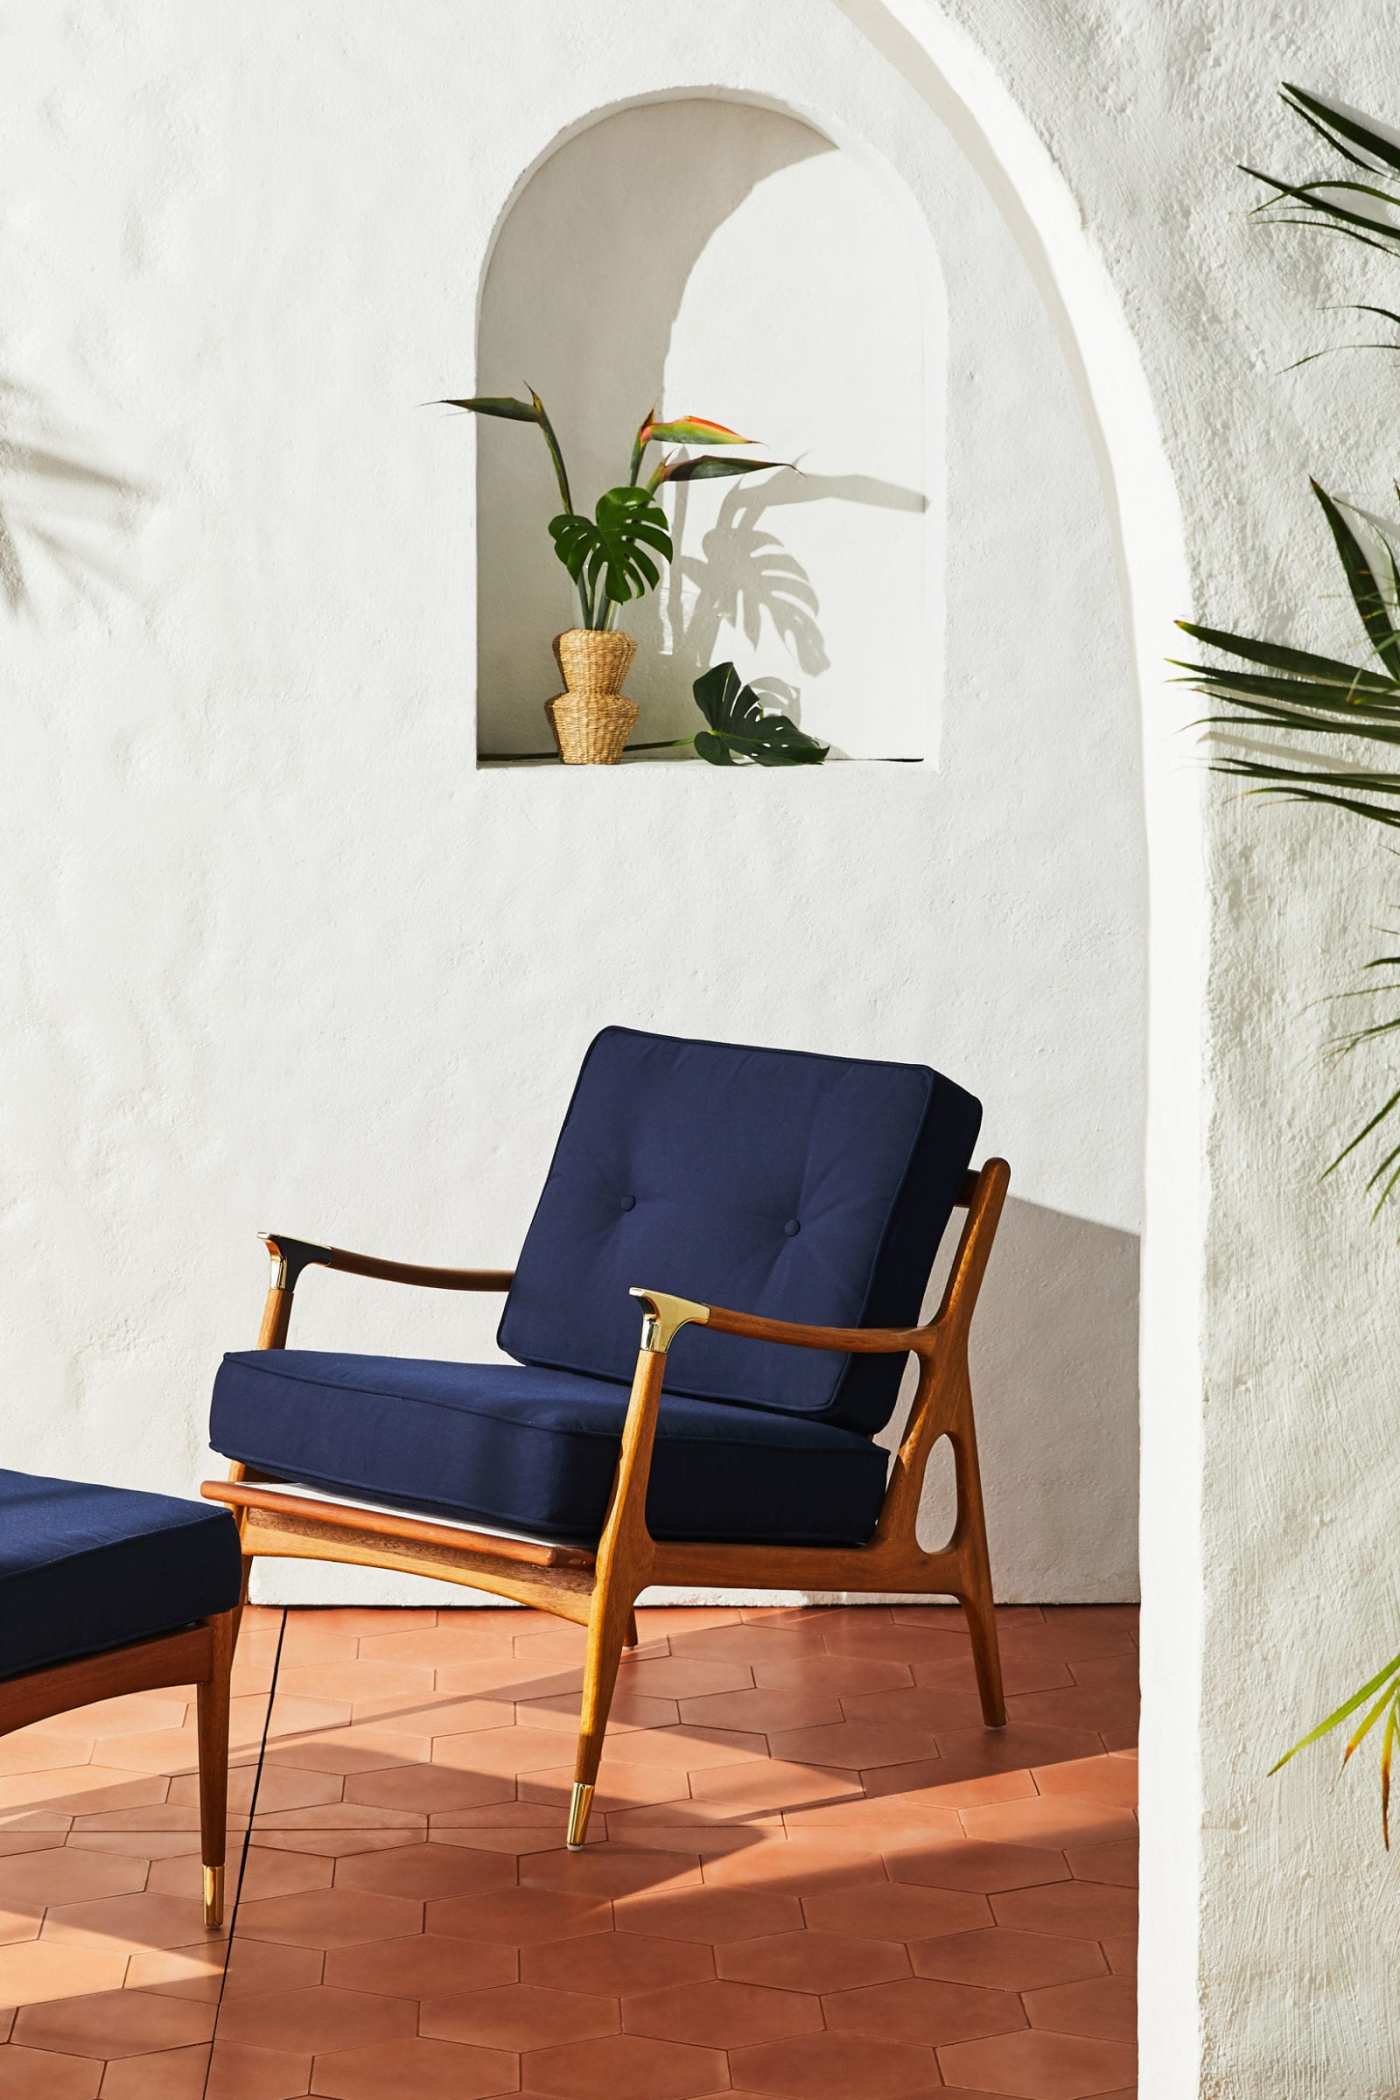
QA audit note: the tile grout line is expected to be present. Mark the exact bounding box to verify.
[202,1606,287,2100]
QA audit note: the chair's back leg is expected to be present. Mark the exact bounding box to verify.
[951,1404,1006,1727]
[568,1581,636,1848]
[196,1608,237,1928]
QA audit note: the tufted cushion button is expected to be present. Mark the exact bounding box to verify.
[783,1218,801,1237]
[618,1194,636,1212]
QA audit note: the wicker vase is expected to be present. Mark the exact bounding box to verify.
[546,629,639,764]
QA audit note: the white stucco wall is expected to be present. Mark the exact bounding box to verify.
[4,1,1144,1614]
[7,0,1388,2090]
[844,2,1395,2095]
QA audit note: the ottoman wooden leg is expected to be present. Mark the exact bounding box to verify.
[196,1609,237,1928]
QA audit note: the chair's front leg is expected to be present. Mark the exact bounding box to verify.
[196,1609,237,1928]
[567,1292,705,1849]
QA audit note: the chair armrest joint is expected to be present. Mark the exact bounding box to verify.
[629,1287,711,1354]
[627,1287,928,1360]
[260,1233,332,1293]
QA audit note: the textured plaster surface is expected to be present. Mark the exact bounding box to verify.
[5,0,1390,2089]
[844,2,1397,2096]
[4,0,1142,1608]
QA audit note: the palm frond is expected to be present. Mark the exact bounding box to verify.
[1227,81,1400,1848]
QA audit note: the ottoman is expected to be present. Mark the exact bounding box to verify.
[0,1469,244,1926]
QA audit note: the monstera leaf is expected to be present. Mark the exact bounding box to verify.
[691,662,828,766]
[549,487,673,608]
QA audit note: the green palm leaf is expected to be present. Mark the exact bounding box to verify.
[1175,620,1400,692]
[1244,165,1400,244]
[1219,80,1400,1850]
[1270,1652,1400,1773]
[1381,1700,1397,1847]
[1280,84,1400,179]
[1311,482,1400,677]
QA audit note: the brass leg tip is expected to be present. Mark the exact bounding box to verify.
[566,1781,595,1851]
[202,1864,225,1930]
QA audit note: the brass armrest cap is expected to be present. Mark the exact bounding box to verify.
[629,1287,711,1353]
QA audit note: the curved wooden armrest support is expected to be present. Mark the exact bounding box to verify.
[260,1233,514,1295]
[254,1234,513,1351]
[627,1163,1008,1369]
[627,1289,930,1360]
[627,1290,928,1360]
[703,1301,932,1358]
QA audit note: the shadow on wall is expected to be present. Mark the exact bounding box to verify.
[476,97,938,755]
[892,1197,1141,1605]
[664,471,928,744]
[0,381,144,616]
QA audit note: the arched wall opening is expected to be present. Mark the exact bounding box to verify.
[466,26,1201,2089]
[476,95,943,762]
[831,6,1207,2092]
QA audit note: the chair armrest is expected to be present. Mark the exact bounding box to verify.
[262,1233,514,1294]
[628,1286,930,1358]
[595,1288,933,1586]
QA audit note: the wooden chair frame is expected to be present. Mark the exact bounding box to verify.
[0,1612,237,1927]
[203,1157,1009,1849]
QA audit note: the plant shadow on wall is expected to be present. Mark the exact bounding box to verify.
[663,469,929,727]
[0,380,143,615]
[1175,85,1400,1836]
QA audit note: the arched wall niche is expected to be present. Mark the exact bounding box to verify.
[474,90,944,761]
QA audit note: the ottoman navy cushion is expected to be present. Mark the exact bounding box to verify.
[0,1470,243,1680]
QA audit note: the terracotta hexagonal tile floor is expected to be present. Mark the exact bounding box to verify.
[525,2030,727,2098]
[624,1975,823,2046]
[0,2046,101,2098]
[730,2028,938,2097]
[939,2024,1137,2097]
[716,1927,910,1993]
[823,1972,1028,2046]
[0,1603,1137,2096]
[519,1925,714,1995]
[912,1925,1109,1991]
[420,1980,619,2048]
[310,2034,517,2098]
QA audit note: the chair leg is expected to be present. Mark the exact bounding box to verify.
[959,1575,1006,1728]
[568,1581,635,1849]
[196,1609,236,1928]
[230,1551,252,1654]
[624,1611,639,1650]
[952,1420,1005,1727]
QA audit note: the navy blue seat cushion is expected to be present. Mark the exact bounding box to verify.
[0,1470,243,1681]
[499,1027,982,1434]
[210,1352,889,1548]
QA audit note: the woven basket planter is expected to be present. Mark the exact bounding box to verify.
[546,629,639,764]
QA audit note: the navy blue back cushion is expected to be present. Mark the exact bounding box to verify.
[498,1028,982,1434]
